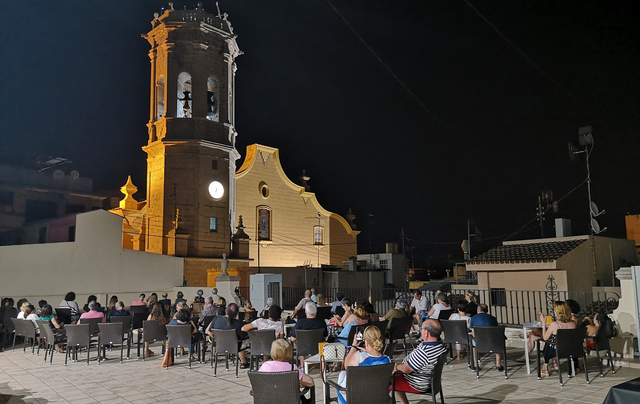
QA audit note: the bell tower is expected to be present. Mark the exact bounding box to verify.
[142,4,242,258]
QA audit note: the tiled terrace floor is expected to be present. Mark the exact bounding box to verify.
[1,343,638,404]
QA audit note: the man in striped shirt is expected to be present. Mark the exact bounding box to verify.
[392,319,446,404]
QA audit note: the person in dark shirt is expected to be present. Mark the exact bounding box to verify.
[109,301,130,317]
[206,303,250,368]
[159,292,171,308]
[469,304,501,371]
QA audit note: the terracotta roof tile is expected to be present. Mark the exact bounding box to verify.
[469,239,586,264]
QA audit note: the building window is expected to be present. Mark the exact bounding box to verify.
[156,76,165,120]
[379,259,389,269]
[490,288,507,307]
[209,217,218,232]
[177,72,192,118]
[212,160,218,170]
[68,225,76,242]
[313,225,324,246]
[259,181,269,199]
[206,76,219,122]
[257,206,271,241]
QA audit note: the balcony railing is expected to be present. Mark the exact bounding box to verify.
[266,287,620,327]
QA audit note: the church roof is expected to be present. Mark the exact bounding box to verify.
[468,239,586,264]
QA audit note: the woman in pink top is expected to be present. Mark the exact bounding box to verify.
[259,339,314,389]
[77,302,105,323]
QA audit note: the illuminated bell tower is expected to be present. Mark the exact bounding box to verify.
[142,4,241,258]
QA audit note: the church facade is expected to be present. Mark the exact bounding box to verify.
[110,6,358,287]
[236,144,359,269]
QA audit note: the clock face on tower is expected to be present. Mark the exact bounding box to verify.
[208,180,225,200]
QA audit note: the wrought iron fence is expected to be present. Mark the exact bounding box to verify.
[280,286,620,326]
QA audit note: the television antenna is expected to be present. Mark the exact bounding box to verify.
[569,126,604,276]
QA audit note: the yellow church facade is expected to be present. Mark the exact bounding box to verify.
[236,144,359,268]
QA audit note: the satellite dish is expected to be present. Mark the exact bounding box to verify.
[70,170,80,179]
[53,170,65,179]
[591,218,607,234]
[568,142,580,162]
[590,201,605,217]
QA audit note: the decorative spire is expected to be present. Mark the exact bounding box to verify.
[299,170,311,192]
[345,208,357,230]
[232,215,250,240]
[119,176,139,210]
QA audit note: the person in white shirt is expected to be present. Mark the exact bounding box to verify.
[410,290,428,331]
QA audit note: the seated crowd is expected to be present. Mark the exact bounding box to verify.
[1,288,614,404]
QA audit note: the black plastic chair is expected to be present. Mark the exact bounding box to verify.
[326,362,394,404]
[165,324,193,370]
[440,319,470,365]
[295,328,326,360]
[211,328,240,377]
[437,309,454,321]
[248,370,314,404]
[368,321,389,345]
[142,320,167,361]
[388,317,413,357]
[588,325,616,377]
[472,326,508,379]
[97,322,127,364]
[392,353,447,404]
[65,324,92,365]
[55,308,73,325]
[248,329,275,371]
[537,328,589,386]
[79,317,101,337]
[109,315,132,358]
[317,306,332,321]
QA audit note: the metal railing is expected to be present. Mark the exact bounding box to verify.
[280,286,620,327]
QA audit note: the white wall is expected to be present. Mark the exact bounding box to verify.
[0,210,184,304]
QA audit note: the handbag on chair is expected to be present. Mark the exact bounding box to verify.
[320,342,346,383]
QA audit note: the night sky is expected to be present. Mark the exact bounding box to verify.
[1,1,638,268]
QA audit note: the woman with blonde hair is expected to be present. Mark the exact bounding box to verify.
[259,339,314,389]
[336,305,369,347]
[337,326,391,404]
[540,301,576,377]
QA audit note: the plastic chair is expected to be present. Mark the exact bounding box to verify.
[165,325,193,369]
[368,321,389,346]
[437,309,454,321]
[10,318,25,351]
[65,324,92,365]
[97,322,127,364]
[21,320,39,355]
[317,306,332,321]
[211,328,240,377]
[248,329,275,370]
[79,317,101,337]
[248,370,314,404]
[539,328,590,386]
[388,317,413,357]
[440,319,470,365]
[109,315,132,358]
[588,325,616,377]
[392,353,447,404]
[296,328,326,359]
[36,320,63,365]
[472,326,508,379]
[55,308,73,324]
[326,362,394,404]
[141,320,167,361]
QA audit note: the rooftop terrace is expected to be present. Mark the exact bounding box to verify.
[1,340,639,404]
